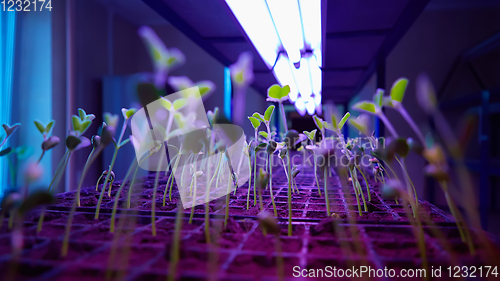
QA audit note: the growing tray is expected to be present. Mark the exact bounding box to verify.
[1,166,499,280]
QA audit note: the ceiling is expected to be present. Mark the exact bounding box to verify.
[134,0,431,104]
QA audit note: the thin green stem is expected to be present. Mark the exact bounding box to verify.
[62,147,103,256]
[95,148,119,219]
[349,168,362,216]
[395,157,418,203]
[110,159,138,233]
[313,155,321,196]
[162,154,178,206]
[246,157,252,210]
[224,168,232,227]
[323,168,330,217]
[77,148,95,206]
[269,154,277,217]
[38,150,71,233]
[168,200,184,281]
[253,156,257,206]
[151,154,165,236]
[286,150,292,236]
[356,165,371,201]
[168,153,181,201]
[398,106,426,146]
[189,175,197,224]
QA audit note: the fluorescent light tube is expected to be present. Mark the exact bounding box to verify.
[299,0,322,66]
[267,0,304,64]
[226,0,281,68]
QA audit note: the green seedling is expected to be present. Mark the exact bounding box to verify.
[95,108,136,219]
[139,25,185,89]
[111,144,159,233]
[304,129,322,196]
[189,170,204,224]
[252,105,275,177]
[256,168,270,215]
[244,141,254,210]
[230,52,254,127]
[384,78,425,145]
[267,84,291,132]
[34,120,59,163]
[61,125,115,256]
[168,189,186,281]
[416,74,480,255]
[38,110,94,232]
[316,148,333,217]
[352,91,419,216]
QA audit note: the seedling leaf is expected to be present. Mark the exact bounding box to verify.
[78,108,86,121]
[46,121,55,134]
[71,116,81,132]
[34,121,45,134]
[2,123,20,137]
[390,78,408,103]
[119,138,131,147]
[248,117,261,129]
[338,112,350,130]
[173,99,187,111]
[264,105,275,122]
[352,101,377,114]
[267,84,290,102]
[259,131,268,139]
[313,115,324,130]
[374,89,384,107]
[255,142,267,152]
[252,112,265,122]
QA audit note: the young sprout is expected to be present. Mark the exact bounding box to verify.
[110,143,160,233]
[384,78,425,145]
[316,148,334,217]
[291,165,300,194]
[95,108,136,219]
[168,76,216,99]
[168,188,186,281]
[230,52,254,127]
[256,168,270,221]
[34,120,59,163]
[245,141,255,210]
[252,105,275,145]
[266,84,290,132]
[224,170,236,227]
[39,110,94,232]
[422,143,474,254]
[0,123,20,150]
[138,25,185,89]
[258,211,284,281]
[352,91,419,215]
[189,170,204,224]
[304,129,322,196]
[61,126,115,256]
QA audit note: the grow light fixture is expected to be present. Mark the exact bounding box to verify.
[226,0,322,115]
